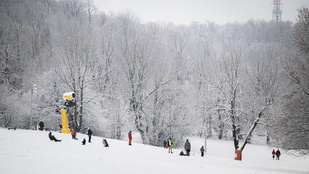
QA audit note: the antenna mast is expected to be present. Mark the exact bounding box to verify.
[272,0,283,22]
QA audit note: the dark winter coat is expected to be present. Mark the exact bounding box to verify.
[88,129,92,136]
[179,151,186,156]
[39,121,44,130]
[276,150,281,157]
[102,139,109,147]
[200,146,205,153]
[184,140,191,150]
[48,132,54,140]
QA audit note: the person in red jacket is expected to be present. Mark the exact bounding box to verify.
[272,149,276,159]
[128,131,132,145]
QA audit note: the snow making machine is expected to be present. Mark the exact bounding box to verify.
[60,92,76,134]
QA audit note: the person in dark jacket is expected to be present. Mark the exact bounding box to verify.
[276,149,281,160]
[200,146,205,157]
[39,121,44,131]
[164,140,167,148]
[48,132,61,142]
[184,139,191,156]
[87,127,92,143]
[102,138,109,147]
[82,138,86,145]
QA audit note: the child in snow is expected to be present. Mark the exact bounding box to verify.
[179,151,186,156]
[48,132,61,142]
[272,149,276,159]
[200,146,205,157]
[71,129,75,139]
[102,138,109,147]
[82,138,86,145]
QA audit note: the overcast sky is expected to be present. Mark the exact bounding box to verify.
[92,0,308,25]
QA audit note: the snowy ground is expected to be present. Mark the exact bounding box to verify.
[0,128,308,174]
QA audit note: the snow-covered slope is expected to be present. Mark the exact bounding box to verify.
[0,128,308,174]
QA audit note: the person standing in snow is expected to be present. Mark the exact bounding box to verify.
[272,149,276,159]
[128,131,132,145]
[168,138,173,153]
[82,138,86,145]
[71,128,75,139]
[200,146,205,157]
[164,140,167,148]
[276,149,281,160]
[87,127,92,143]
[184,139,191,156]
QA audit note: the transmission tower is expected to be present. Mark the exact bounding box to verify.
[272,0,282,22]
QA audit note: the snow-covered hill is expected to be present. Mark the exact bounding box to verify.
[0,128,308,174]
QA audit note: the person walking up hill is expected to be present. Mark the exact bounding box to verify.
[272,149,276,159]
[276,149,281,160]
[87,127,92,143]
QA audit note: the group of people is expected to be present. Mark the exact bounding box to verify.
[48,126,93,145]
[178,139,205,157]
[77,127,93,145]
[50,130,282,160]
[272,149,281,160]
[164,138,205,157]
[163,138,173,153]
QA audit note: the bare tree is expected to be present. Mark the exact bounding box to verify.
[209,46,243,149]
[272,7,309,152]
[116,12,156,143]
[53,25,96,131]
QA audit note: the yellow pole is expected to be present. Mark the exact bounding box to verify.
[60,109,70,134]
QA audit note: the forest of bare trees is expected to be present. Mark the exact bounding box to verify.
[0,0,308,153]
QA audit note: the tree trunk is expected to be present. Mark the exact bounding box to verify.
[79,82,84,132]
[240,106,268,151]
[218,111,224,139]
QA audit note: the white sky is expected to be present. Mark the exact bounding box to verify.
[92,0,309,25]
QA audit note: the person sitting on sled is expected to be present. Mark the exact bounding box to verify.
[48,132,61,142]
